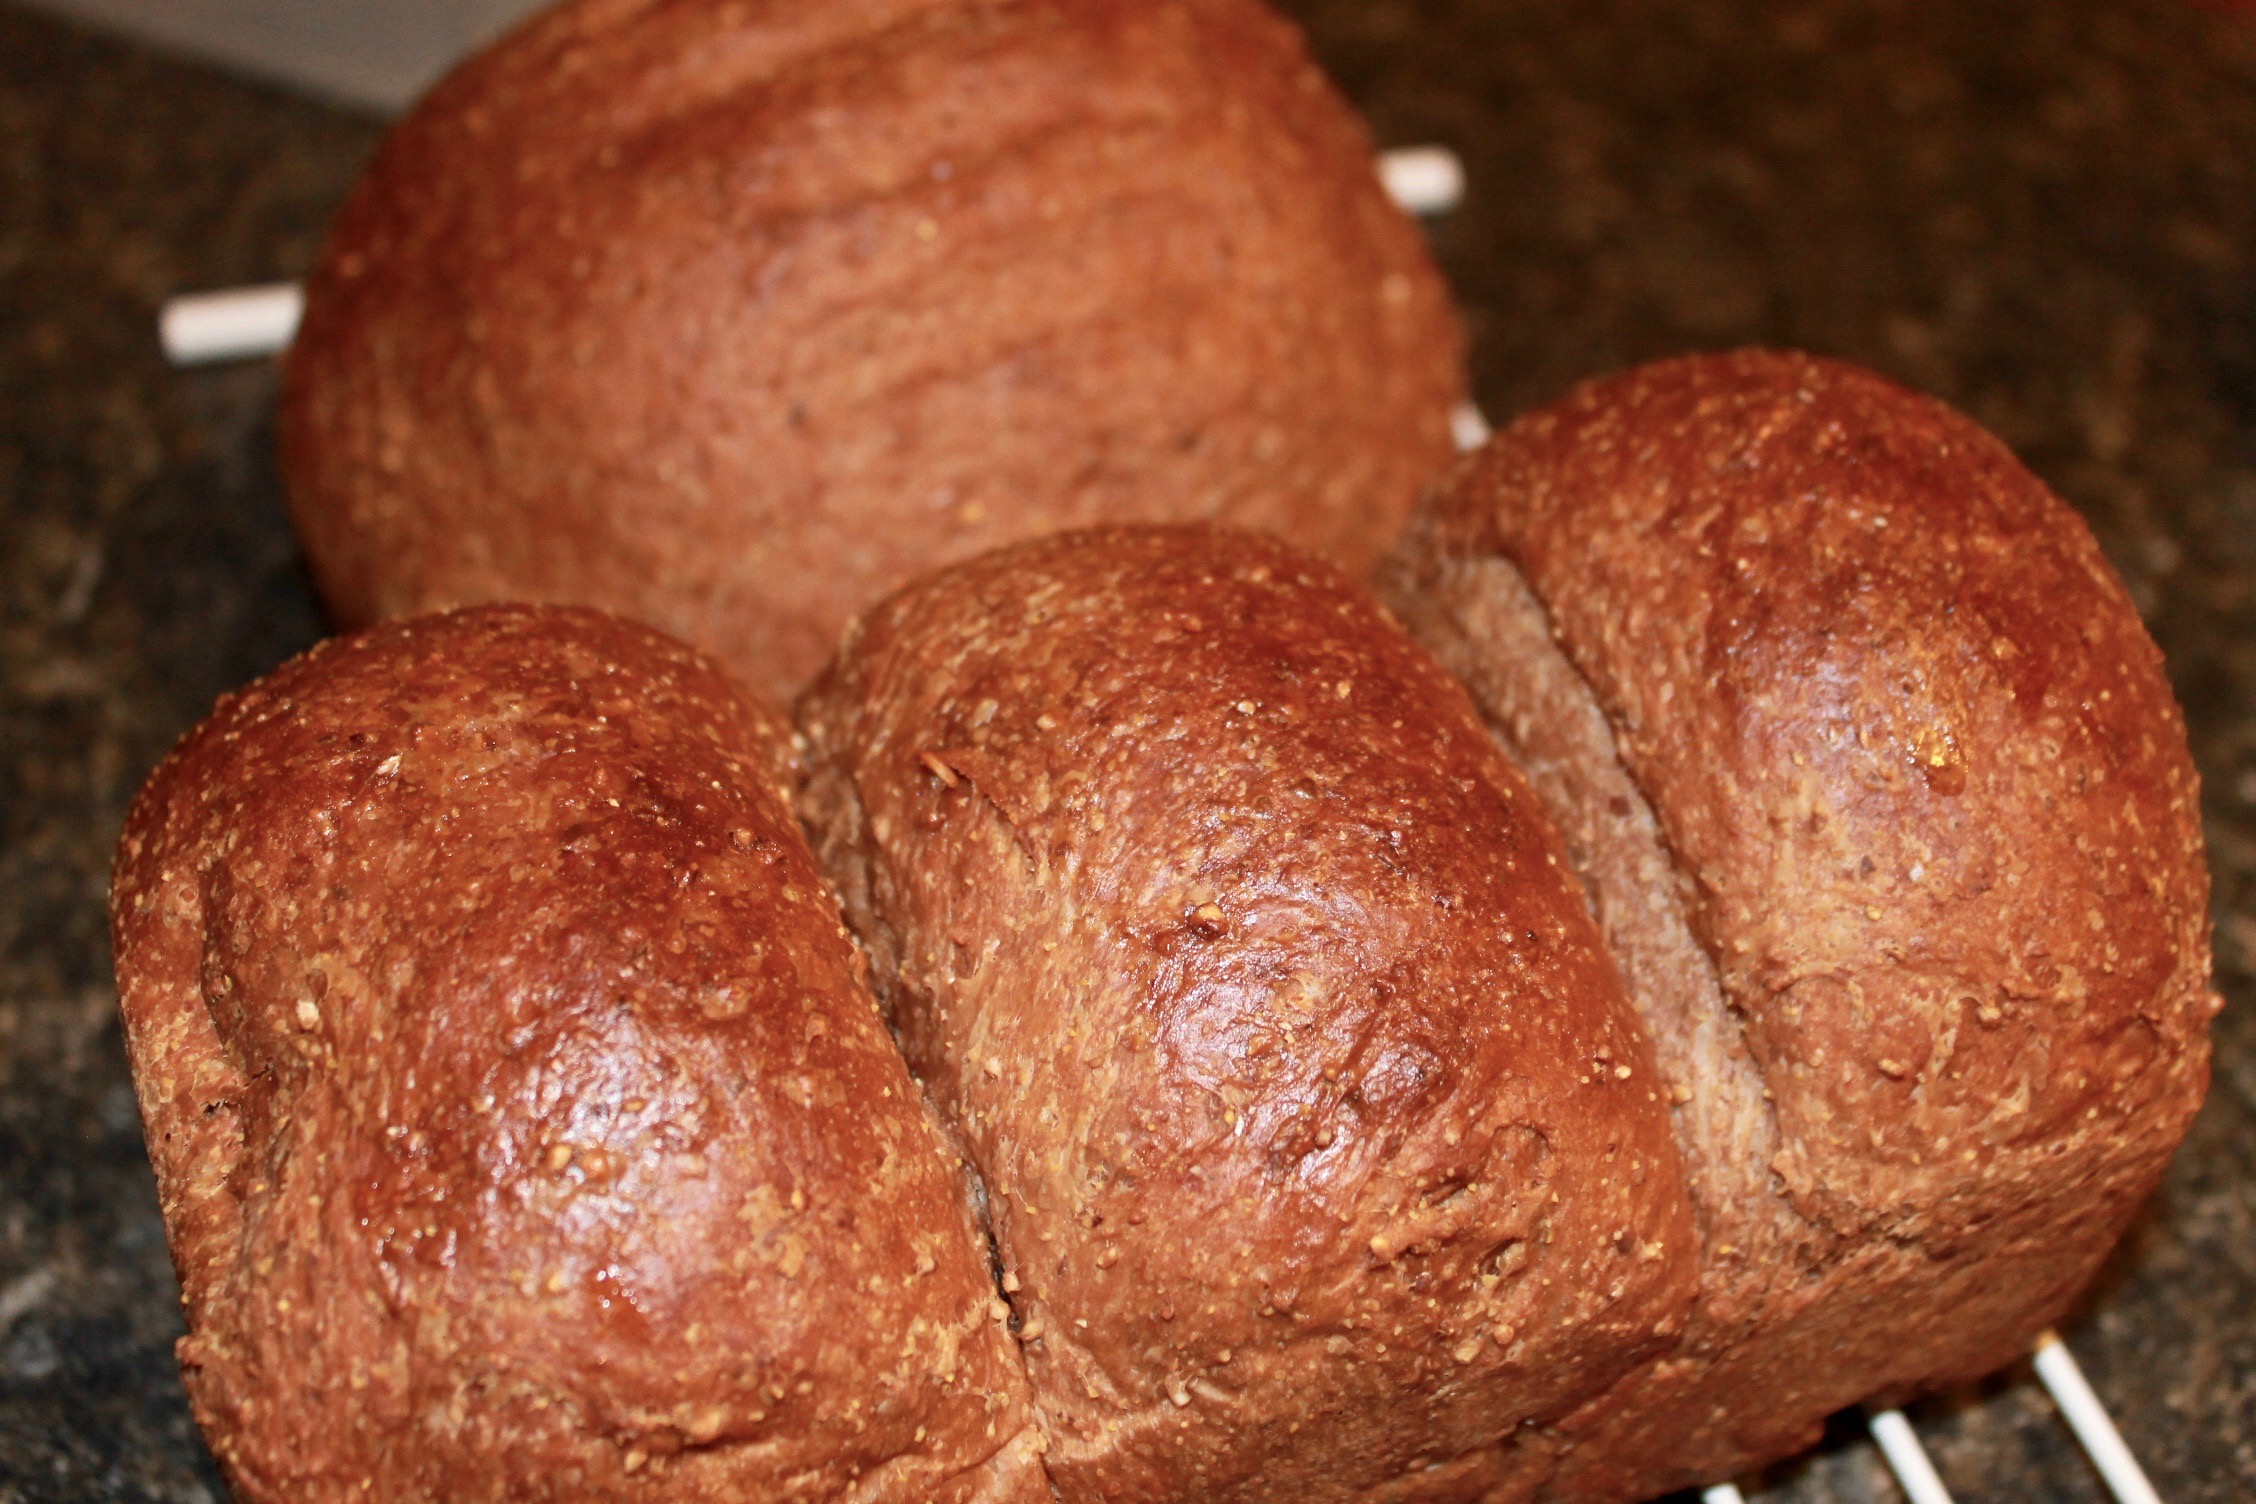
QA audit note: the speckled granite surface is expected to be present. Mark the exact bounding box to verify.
[1,0,2250,1499]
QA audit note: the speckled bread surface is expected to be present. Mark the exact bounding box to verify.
[107,604,1047,1503]
[1381,350,2220,1501]
[278,0,1466,703]
[796,525,1700,1503]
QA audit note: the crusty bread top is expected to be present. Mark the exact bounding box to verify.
[279,0,1465,700]
[1416,351,2217,1245]
[109,604,1045,1503]
[1383,351,2220,1498]
[797,526,1698,1502]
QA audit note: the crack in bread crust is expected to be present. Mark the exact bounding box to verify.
[1382,544,1806,1314]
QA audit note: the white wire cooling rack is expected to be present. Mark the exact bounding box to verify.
[1700,1331,2162,1504]
[154,146,2175,1504]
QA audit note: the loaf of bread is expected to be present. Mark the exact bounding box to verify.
[278,0,1466,703]
[1381,350,2220,1498]
[120,354,2216,1500]
[795,525,1699,1502]
[108,605,1046,1502]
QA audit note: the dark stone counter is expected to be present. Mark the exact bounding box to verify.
[1,0,2249,1497]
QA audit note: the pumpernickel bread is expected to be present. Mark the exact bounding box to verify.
[109,604,1046,1502]
[1381,350,2220,1499]
[795,525,1699,1503]
[279,0,1466,702]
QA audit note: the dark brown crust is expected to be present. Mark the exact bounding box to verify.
[278,0,1465,702]
[108,604,1047,1504]
[795,525,1699,1504]
[1382,350,2219,1498]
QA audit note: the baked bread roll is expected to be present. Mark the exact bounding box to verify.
[1381,350,2220,1499]
[108,605,1046,1503]
[796,525,1700,1502]
[279,0,1466,703]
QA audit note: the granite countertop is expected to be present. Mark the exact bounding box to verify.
[1,0,2251,1498]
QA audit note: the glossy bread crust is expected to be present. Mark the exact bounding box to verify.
[796,526,1699,1503]
[279,0,1466,701]
[1383,350,2219,1499]
[109,604,1047,1503]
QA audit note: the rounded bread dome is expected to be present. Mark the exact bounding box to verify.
[279,0,1467,700]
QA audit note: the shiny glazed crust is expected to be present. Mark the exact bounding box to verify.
[279,0,1466,702]
[1382,350,2219,1499]
[796,526,1700,1503]
[108,604,1047,1503]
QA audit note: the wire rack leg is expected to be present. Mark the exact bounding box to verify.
[2032,1329,2165,1504]
[1867,1407,1957,1504]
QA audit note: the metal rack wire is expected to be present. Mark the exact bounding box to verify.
[1700,1330,2162,1503]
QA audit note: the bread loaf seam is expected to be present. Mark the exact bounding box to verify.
[1381,539,1789,1278]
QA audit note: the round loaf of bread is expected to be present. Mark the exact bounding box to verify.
[795,525,1700,1502]
[1381,350,2220,1499]
[108,605,1046,1502]
[278,0,1466,702]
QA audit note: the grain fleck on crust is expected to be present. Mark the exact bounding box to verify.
[797,526,1698,1503]
[109,604,1047,1504]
